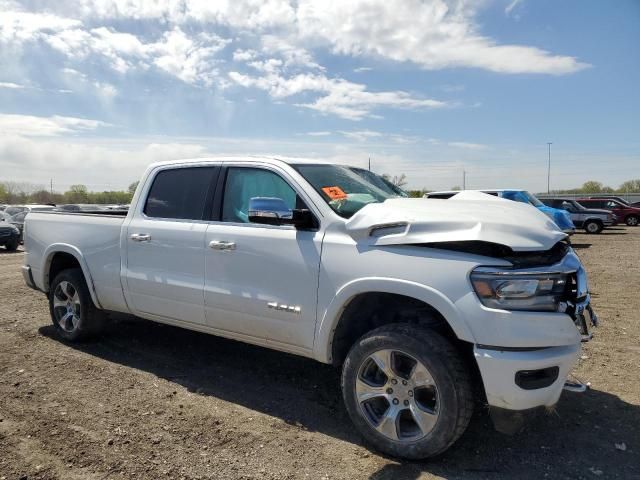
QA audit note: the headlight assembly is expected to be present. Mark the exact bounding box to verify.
[470,271,569,312]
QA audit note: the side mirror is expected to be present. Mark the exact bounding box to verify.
[248,197,316,229]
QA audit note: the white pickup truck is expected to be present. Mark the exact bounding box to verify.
[22,157,598,459]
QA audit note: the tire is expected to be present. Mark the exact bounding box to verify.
[341,324,473,459]
[5,238,19,251]
[625,215,639,226]
[583,220,603,234]
[48,268,106,341]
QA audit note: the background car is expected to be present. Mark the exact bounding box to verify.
[0,222,20,251]
[587,195,640,207]
[425,189,576,234]
[576,198,640,226]
[540,198,614,234]
[8,210,27,242]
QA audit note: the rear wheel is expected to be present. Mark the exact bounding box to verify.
[584,220,603,234]
[49,268,105,341]
[625,215,639,226]
[341,324,473,459]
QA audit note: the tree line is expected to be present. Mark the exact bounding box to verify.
[0,181,139,205]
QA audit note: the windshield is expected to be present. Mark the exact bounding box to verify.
[294,164,394,218]
[501,190,544,207]
[349,168,408,197]
[5,206,26,216]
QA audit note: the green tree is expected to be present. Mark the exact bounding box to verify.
[618,179,640,192]
[128,181,140,195]
[0,183,7,203]
[580,181,605,193]
[66,184,89,203]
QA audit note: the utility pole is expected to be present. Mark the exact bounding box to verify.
[368,157,371,171]
[50,178,53,196]
[547,142,552,194]
[462,169,466,190]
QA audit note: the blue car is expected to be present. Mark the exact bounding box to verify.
[425,189,576,234]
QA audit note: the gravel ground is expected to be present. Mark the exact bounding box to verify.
[0,227,639,480]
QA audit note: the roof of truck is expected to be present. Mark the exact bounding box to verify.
[149,156,337,169]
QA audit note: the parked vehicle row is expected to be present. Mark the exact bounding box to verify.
[539,198,615,234]
[575,198,640,226]
[22,157,597,459]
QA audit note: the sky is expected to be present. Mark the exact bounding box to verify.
[0,0,638,193]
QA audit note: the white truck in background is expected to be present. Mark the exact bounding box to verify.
[22,157,597,459]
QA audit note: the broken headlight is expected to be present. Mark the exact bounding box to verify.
[470,271,569,312]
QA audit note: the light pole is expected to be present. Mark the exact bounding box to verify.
[547,142,552,194]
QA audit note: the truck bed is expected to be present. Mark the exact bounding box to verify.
[24,211,128,312]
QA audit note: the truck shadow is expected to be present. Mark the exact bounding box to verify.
[39,320,639,479]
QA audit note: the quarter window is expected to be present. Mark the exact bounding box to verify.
[144,167,217,220]
[222,168,298,223]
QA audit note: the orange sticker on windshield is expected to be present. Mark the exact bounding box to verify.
[322,186,348,200]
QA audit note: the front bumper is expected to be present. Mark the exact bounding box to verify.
[475,343,581,411]
[471,248,598,431]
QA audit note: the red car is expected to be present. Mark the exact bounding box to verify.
[576,198,640,226]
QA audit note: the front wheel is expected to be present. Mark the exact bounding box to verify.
[341,324,473,459]
[49,268,105,341]
[625,215,639,226]
[584,220,603,234]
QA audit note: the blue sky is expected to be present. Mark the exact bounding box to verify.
[0,0,638,192]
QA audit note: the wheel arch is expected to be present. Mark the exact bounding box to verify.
[313,278,475,365]
[42,244,102,309]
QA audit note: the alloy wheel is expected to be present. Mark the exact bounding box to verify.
[356,349,439,442]
[53,281,81,332]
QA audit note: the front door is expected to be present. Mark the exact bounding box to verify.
[203,165,322,351]
[125,165,219,325]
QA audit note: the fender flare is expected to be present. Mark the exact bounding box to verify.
[312,277,476,363]
[41,243,103,309]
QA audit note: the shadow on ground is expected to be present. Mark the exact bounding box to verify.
[39,319,639,479]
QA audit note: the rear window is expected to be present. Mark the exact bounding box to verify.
[144,167,218,220]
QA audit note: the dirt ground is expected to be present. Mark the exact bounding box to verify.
[0,227,639,480]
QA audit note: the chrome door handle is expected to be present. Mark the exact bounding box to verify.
[209,240,236,251]
[130,233,151,242]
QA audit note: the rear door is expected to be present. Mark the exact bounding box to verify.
[203,164,323,351]
[124,165,219,325]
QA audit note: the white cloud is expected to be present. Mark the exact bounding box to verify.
[448,141,488,150]
[305,131,331,136]
[338,130,383,141]
[353,67,372,73]
[230,71,447,120]
[505,0,523,15]
[2,1,588,77]
[0,113,110,137]
[150,29,230,85]
[295,0,588,75]
[0,82,25,89]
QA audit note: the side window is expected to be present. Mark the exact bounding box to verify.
[222,168,297,223]
[606,201,618,209]
[144,167,217,220]
[561,201,574,211]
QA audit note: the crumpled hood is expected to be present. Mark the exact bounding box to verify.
[345,191,567,251]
